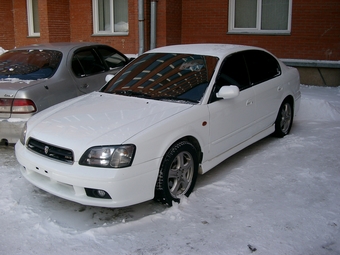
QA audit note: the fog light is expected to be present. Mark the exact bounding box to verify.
[85,188,111,199]
[97,190,106,197]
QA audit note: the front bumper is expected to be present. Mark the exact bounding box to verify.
[15,141,160,208]
[0,119,26,144]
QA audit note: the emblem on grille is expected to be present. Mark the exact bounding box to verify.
[44,146,49,155]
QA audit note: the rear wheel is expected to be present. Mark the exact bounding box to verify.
[274,100,293,137]
[154,141,198,206]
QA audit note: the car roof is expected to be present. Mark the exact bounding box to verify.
[146,43,263,58]
[11,42,106,52]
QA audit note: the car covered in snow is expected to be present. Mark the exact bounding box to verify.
[0,42,130,144]
[15,44,301,208]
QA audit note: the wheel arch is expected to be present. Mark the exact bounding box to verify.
[165,135,203,164]
[282,94,295,115]
[273,94,295,138]
[154,135,202,205]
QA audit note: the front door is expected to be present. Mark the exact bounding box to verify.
[71,48,109,93]
[206,52,256,161]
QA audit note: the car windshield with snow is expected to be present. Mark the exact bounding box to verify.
[0,49,62,80]
[15,44,301,208]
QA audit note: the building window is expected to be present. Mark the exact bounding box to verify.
[27,0,40,37]
[228,0,292,34]
[93,0,129,35]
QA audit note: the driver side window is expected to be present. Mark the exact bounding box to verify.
[216,52,250,91]
[72,49,106,77]
[210,52,250,103]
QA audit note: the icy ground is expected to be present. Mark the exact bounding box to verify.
[0,85,339,255]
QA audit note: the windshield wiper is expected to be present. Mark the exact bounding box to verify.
[113,90,152,99]
[154,96,199,104]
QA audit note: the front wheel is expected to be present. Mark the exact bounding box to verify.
[154,141,198,206]
[274,100,293,137]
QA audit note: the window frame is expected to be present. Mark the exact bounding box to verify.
[27,0,40,37]
[228,0,292,35]
[92,0,129,36]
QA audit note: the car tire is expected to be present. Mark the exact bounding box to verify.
[274,99,293,138]
[154,141,198,206]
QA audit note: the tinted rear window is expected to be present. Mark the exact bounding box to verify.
[244,50,281,85]
[0,49,62,80]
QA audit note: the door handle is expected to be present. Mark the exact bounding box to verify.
[81,84,90,89]
[246,100,253,106]
[277,86,283,92]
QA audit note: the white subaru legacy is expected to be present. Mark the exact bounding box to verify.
[15,44,301,208]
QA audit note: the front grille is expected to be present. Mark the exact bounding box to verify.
[27,138,74,164]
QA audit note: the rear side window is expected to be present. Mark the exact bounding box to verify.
[0,50,62,80]
[244,50,281,85]
[72,49,106,77]
[96,47,128,69]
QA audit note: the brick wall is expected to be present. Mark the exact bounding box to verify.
[69,0,139,54]
[0,1,15,49]
[11,0,45,47]
[154,0,182,48]
[2,0,139,54]
[12,0,30,47]
[165,0,182,46]
[180,0,340,60]
[1,0,338,60]
[38,0,50,42]
[47,0,70,42]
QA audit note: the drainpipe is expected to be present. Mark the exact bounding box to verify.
[150,0,157,50]
[138,0,145,55]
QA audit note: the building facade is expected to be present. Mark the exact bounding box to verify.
[1,0,339,85]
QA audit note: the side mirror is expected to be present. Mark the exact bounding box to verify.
[105,74,115,83]
[216,85,240,99]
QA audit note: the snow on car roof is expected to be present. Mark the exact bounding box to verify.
[147,43,260,58]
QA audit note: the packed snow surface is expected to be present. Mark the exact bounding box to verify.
[0,85,339,255]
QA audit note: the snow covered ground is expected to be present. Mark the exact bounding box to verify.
[0,85,339,255]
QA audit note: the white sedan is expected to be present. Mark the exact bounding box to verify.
[15,44,301,207]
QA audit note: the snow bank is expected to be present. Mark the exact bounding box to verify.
[0,85,340,255]
[298,98,340,121]
[297,85,340,121]
[0,47,6,55]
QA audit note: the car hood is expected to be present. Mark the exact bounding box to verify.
[27,92,193,152]
[0,79,45,97]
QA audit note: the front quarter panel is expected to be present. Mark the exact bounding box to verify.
[127,104,210,170]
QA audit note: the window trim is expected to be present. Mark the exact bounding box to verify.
[92,0,129,36]
[27,0,40,37]
[228,0,292,35]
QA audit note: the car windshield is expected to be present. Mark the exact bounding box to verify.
[103,53,219,104]
[0,49,62,80]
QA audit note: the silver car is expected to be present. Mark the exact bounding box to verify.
[0,42,130,144]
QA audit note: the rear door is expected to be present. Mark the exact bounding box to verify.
[207,52,256,160]
[243,50,283,133]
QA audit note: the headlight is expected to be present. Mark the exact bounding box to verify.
[20,123,27,145]
[79,145,136,168]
